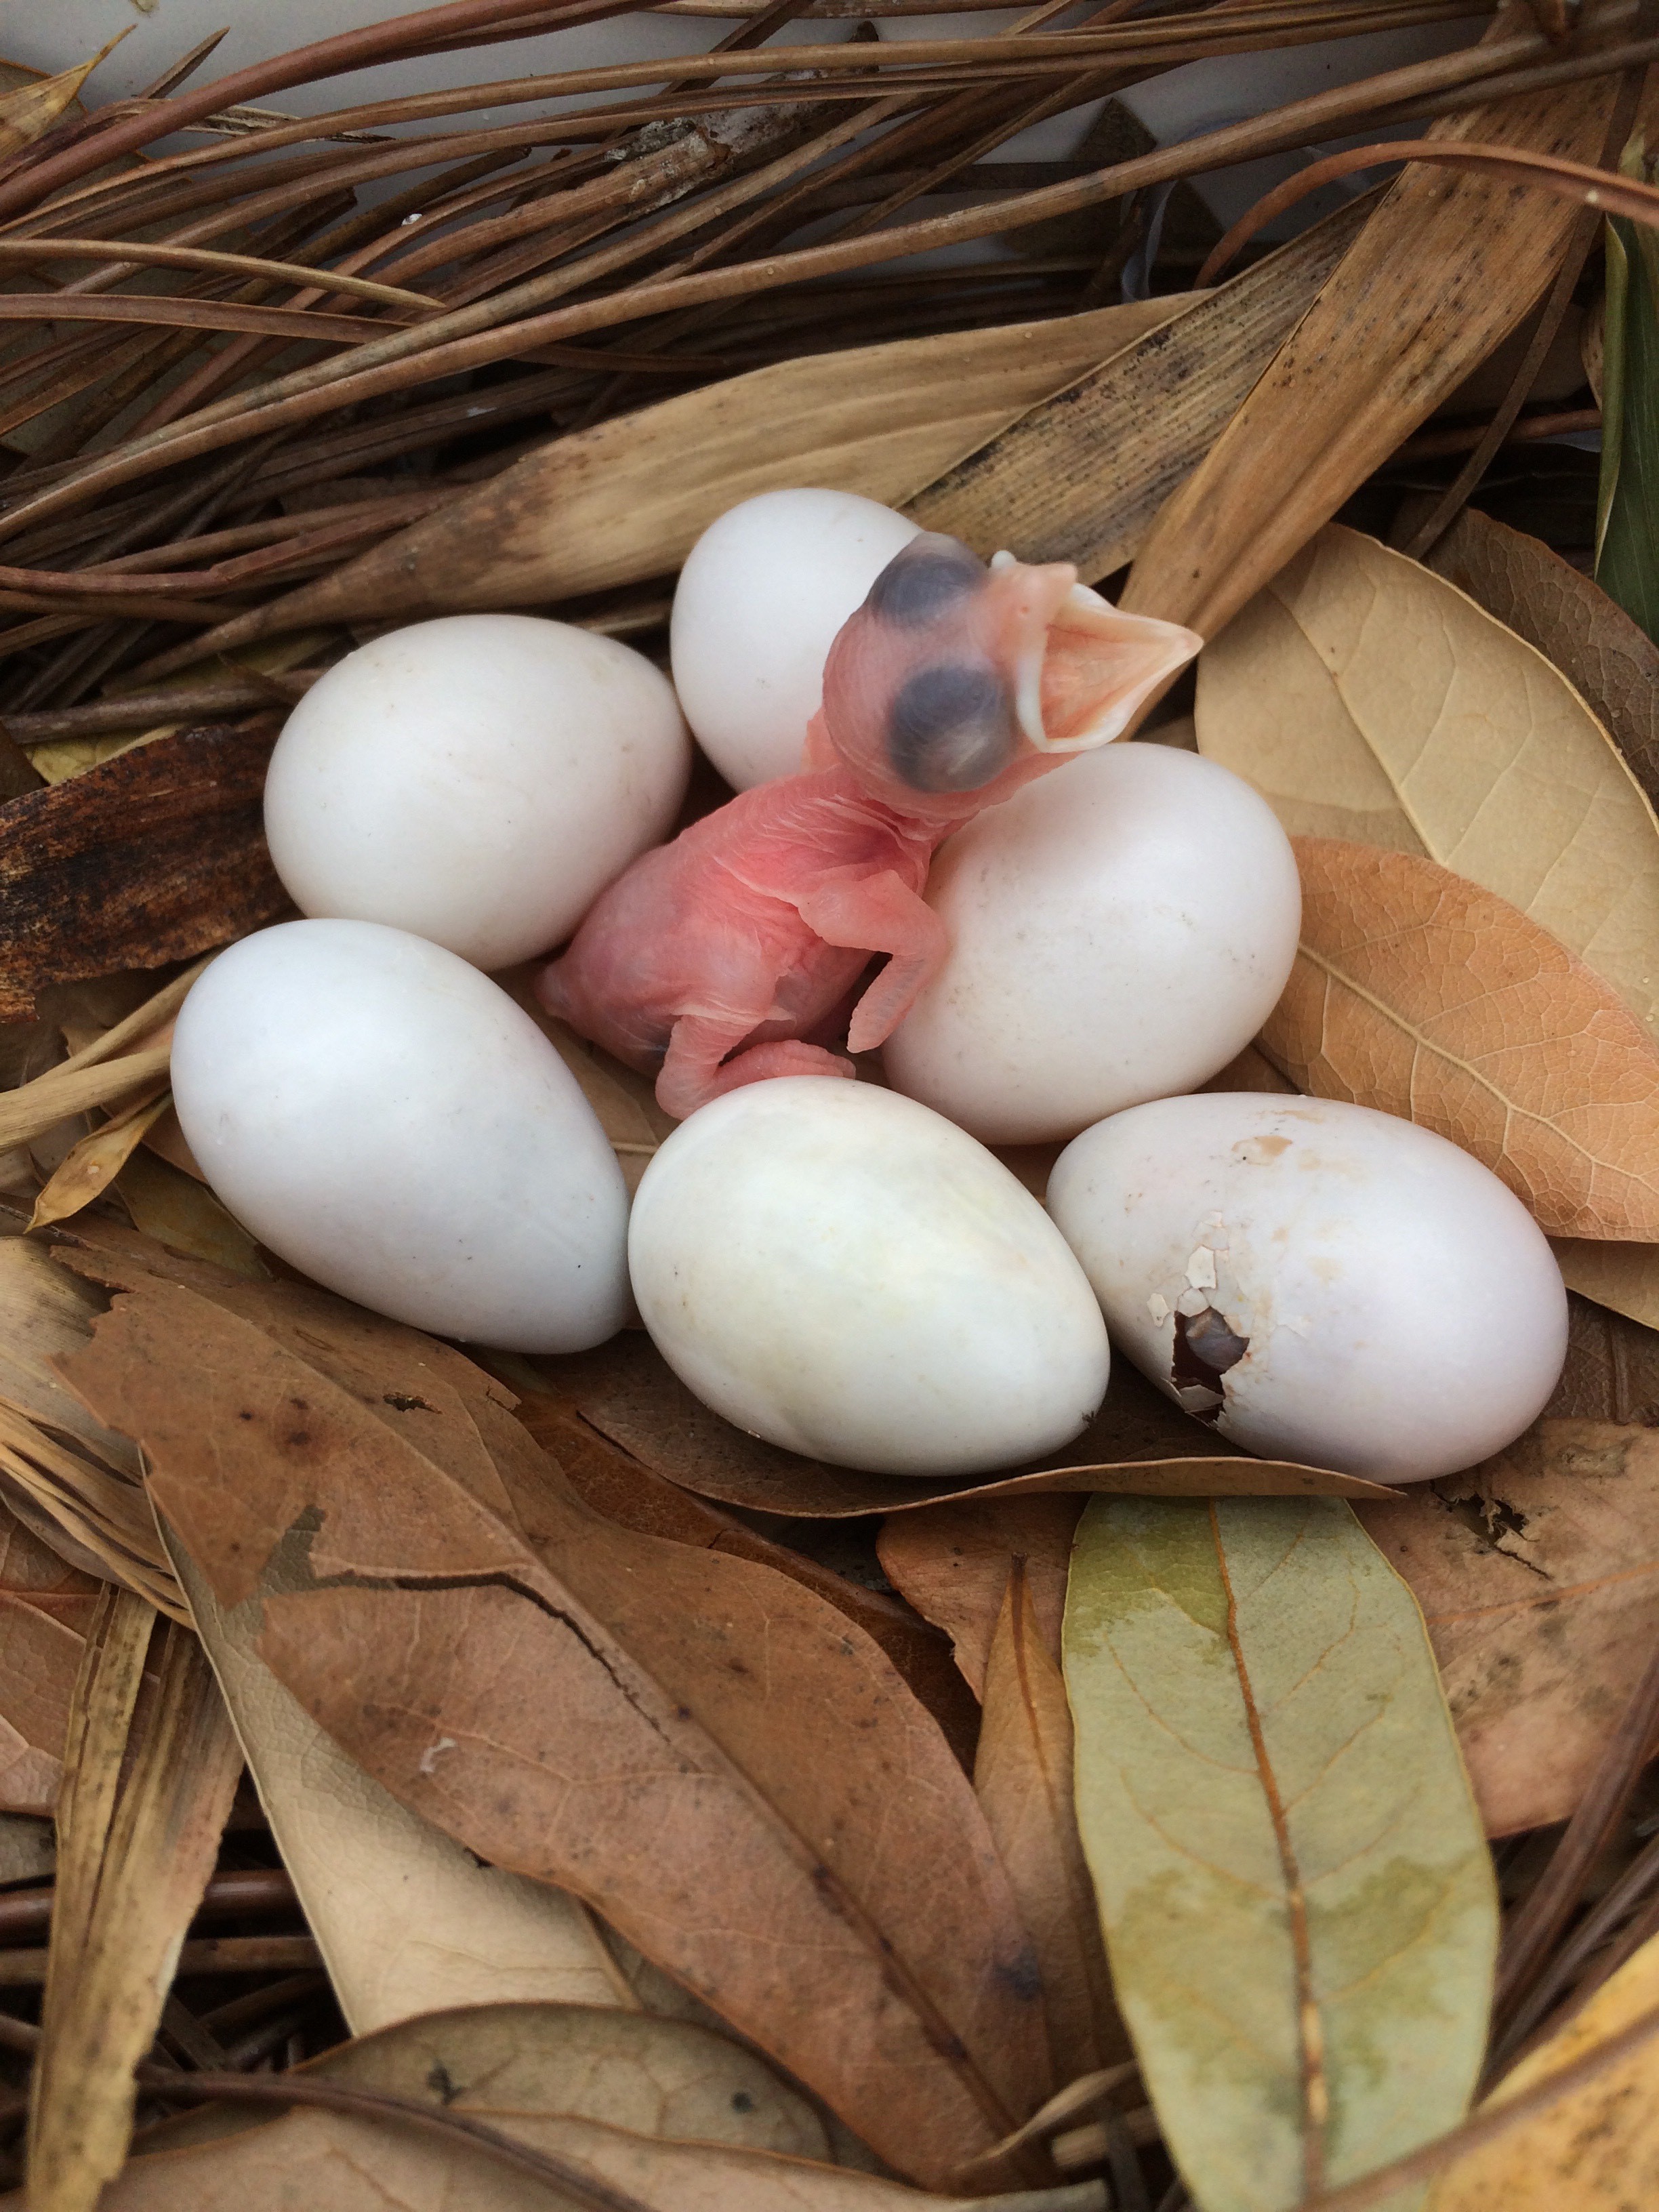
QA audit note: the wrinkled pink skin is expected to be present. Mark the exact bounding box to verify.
[538,533,1200,1120]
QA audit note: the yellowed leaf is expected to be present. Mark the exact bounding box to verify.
[1196,525,1659,1034]
[1261,838,1659,1238]
[28,1089,169,1230]
[1426,1928,1659,2209]
[143,2001,832,2166]
[0,38,121,163]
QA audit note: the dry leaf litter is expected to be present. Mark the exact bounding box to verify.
[1,5,1659,2212]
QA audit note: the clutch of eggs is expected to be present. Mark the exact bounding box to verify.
[670,488,920,788]
[628,1078,1111,1477]
[264,613,692,969]
[1048,1092,1568,1483]
[171,920,631,1353]
[882,740,1301,1143]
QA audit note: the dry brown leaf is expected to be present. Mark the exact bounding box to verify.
[1551,1237,1659,1330]
[141,2001,832,2165]
[1195,525,1659,1034]
[27,1590,241,2212]
[1124,64,1632,640]
[975,1565,1125,2087]
[0,1495,100,1816]
[909,197,1368,579]
[1357,1310,1659,1836]
[28,1088,170,1229]
[510,1388,980,1766]
[56,1273,1052,2186]
[167,1539,642,2038]
[1261,837,1659,1238]
[90,2100,1101,2212]
[186,302,1187,648]
[1425,506,1659,808]
[1425,1925,1659,2209]
[536,1334,1391,1515]
[877,1498,1081,1700]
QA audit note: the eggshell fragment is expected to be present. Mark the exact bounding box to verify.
[670,489,920,789]
[264,613,691,969]
[171,920,631,1353]
[628,1077,1110,1475]
[883,742,1302,1143]
[1048,1093,1568,1483]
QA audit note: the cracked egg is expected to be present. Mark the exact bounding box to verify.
[1047,1092,1568,1483]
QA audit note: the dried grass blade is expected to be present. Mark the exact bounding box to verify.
[0,15,1578,549]
[0,0,607,222]
[0,239,439,309]
[28,1090,172,1231]
[133,303,1179,653]
[908,195,1370,573]
[0,1399,184,1619]
[0,293,410,345]
[0,1048,171,1155]
[27,1589,241,2212]
[0,35,128,163]
[1123,60,1635,640]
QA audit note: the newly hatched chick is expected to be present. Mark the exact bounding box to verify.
[538,533,1200,1118]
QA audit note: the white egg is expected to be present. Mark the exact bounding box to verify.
[628,1077,1110,1476]
[670,489,921,790]
[882,743,1302,1145]
[171,920,631,1353]
[1048,1093,1568,1483]
[264,614,691,970]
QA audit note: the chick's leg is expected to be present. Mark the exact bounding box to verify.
[795,870,948,1052]
[655,1014,853,1119]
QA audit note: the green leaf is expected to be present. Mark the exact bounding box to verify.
[1062,1496,1497,2212]
[1596,140,1659,640]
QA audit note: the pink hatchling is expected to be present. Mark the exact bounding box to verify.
[537,533,1201,1119]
